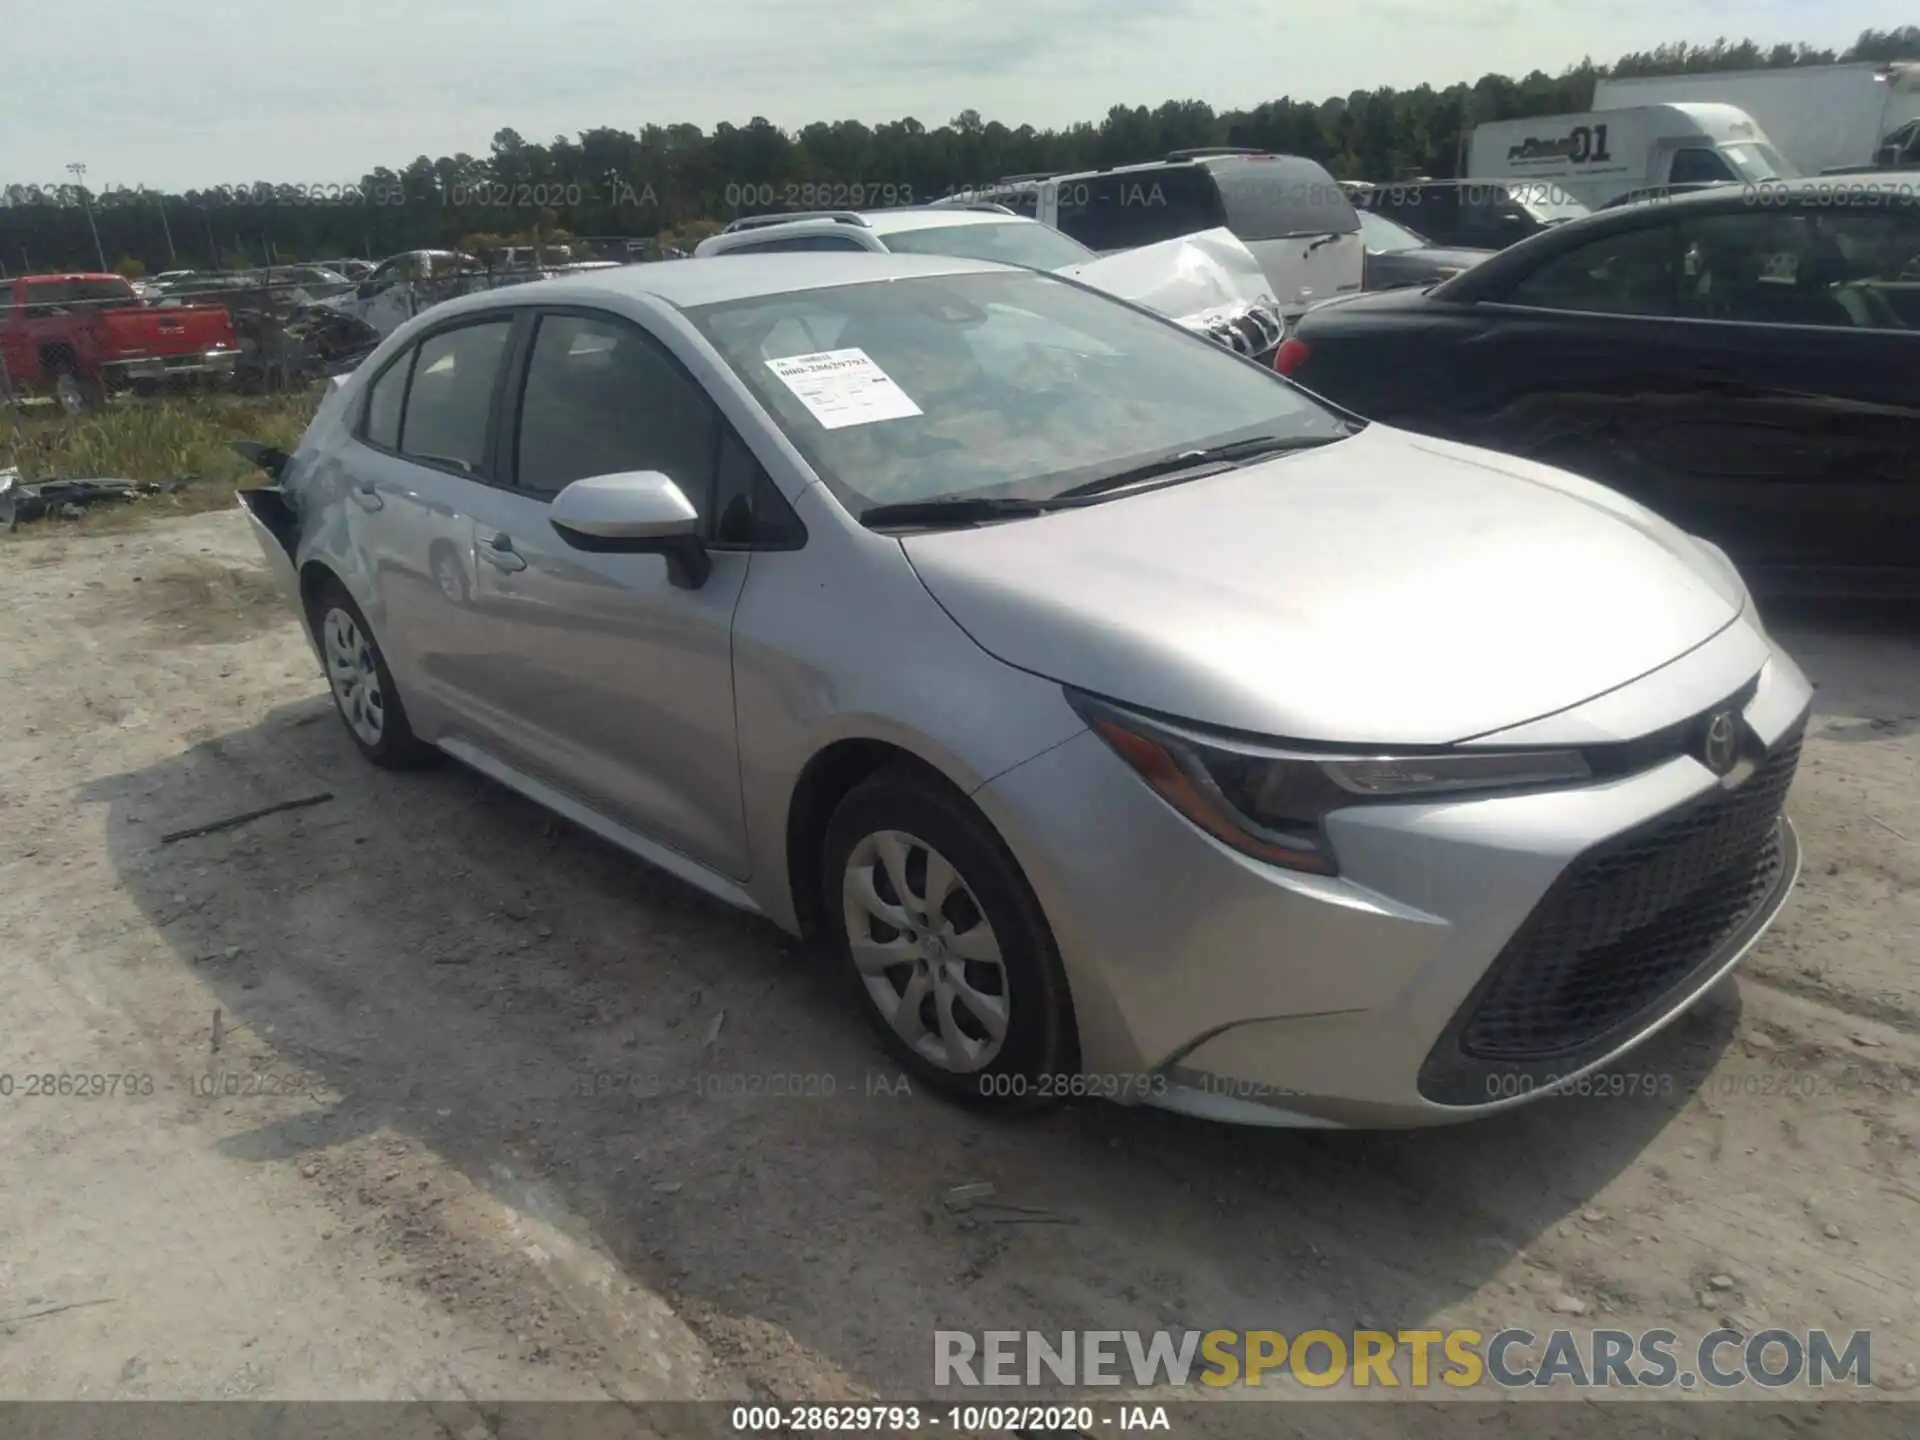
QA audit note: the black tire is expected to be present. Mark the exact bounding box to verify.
[822,764,1077,1107]
[307,579,436,768]
[50,365,104,414]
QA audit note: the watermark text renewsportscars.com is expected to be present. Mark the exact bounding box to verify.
[934,1327,1872,1391]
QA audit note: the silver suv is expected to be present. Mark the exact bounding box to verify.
[696,206,1284,362]
[694,205,1098,268]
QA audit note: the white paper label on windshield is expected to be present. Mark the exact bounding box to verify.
[765,348,922,430]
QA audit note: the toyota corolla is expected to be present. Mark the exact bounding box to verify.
[237,253,1809,1127]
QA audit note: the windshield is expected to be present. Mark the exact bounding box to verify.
[1358,210,1427,252]
[689,270,1345,514]
[1723,142,1789,182]
[1209,157,1360,238]
[883,221,1095,271]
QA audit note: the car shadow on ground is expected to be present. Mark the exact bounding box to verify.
[83,697,1741,1407]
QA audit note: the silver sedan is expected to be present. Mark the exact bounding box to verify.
[239,252,1810,1127]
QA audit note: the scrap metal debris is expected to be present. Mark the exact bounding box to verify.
[1,468,175,529]
[944,1180,1074,1224]
[944,1181,998,1212]
[159,791,334,845]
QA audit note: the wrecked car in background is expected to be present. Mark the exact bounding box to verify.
[317,244,643,339]
[147,271,381,391]
[0,272,238,410]
[316,250,496,337]
[1057,226,1285,360]
[696,207,1287,362]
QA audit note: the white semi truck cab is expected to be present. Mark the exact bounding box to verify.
[1467,103,1794,209]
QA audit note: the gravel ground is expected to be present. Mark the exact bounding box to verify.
[1,510,1916,1430]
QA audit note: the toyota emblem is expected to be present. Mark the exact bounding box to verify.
[1702,711,1739,776]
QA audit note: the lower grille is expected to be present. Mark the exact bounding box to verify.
[1418,726,1802,1104]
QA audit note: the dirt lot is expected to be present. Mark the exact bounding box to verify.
[2,509,1918,1429]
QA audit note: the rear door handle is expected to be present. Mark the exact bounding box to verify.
[478,532,527,572]
[349,481,383,512]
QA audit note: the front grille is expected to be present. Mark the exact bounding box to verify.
[1418,726,1802,1103]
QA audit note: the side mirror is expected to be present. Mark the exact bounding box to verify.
[549,470,711,588]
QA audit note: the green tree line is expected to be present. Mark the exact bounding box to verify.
[3,26,1915,275]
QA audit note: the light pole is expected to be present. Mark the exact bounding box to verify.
[66,162,108,271]
[153,189,177,264]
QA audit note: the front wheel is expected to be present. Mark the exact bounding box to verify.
[822,766,1077,1106]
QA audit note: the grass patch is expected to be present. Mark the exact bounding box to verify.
[1,389,325,537]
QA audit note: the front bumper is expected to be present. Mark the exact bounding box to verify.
[104,348,239,382]
[973,626,1812,1128]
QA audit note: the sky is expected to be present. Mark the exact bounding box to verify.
[0,0,1887,192]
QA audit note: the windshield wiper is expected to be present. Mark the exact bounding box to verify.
[1051,433,1349,502]
[861,432,1356,529]
[860,495,1061,531]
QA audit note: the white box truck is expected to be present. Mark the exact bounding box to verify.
[1466,103,1793,209]
[1593,62,1920,176]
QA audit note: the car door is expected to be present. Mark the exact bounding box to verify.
[1421,214,1690,509]
[442,306,756,877]
[344,314,515,711]
[1659,198,1920,579]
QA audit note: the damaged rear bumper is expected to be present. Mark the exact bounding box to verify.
[236,487,319,664]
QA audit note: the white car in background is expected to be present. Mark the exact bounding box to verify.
[695,206,1286,363]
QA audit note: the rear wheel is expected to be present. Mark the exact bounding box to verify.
[822,766,1076,1106]
[51,367,103,414]
[309,581,435,768]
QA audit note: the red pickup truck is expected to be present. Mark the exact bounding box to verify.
[0,273,239,411]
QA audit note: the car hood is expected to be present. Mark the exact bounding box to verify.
[900,425,1745,744]
[1058,228,1280,343]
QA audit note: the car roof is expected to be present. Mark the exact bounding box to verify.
[1434,168,1920,301]
[427,251,1012,316]
[713,207,1029,242]
[1048,152,1333,181]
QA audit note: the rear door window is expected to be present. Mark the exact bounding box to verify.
[1209,158,1360,240]
[361,349,413,450]
[1677,206,1920,330]
[397,319,513,475]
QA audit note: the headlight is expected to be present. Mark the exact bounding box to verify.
[1068,691,1591,876]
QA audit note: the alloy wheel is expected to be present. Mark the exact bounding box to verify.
[842,829,1009,1073]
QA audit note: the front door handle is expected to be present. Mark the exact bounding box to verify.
[478,532,527,572]
[349,482,383,512]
